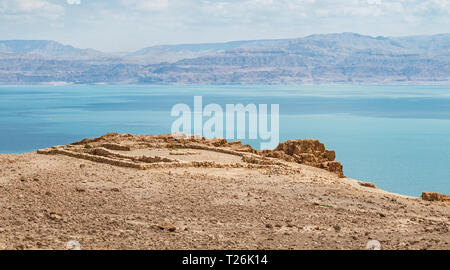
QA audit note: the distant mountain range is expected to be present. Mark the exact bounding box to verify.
[1,33,449,84]
[0,40,110,60]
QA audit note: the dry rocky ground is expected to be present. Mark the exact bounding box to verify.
[0,133,448,250]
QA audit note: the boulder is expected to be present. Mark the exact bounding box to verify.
[421,192,450,202]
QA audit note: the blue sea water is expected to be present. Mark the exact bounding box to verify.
[1,84,450,197]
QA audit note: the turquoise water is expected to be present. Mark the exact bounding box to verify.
[1,84,450,196]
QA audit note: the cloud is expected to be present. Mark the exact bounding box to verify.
[67,0,81,5]
[0,0,65,19]
[120,0,169,11]
[1,0,449,52]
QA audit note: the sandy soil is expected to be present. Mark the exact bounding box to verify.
[0,133,448,250]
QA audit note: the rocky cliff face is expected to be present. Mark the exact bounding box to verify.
[0,57,141,84]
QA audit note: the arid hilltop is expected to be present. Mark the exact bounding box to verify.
[0,133,448,250]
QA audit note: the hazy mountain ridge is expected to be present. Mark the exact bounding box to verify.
[1,33,449,84]
[0,40,112,60]
[124,39,298,64]
[141,33,450,84]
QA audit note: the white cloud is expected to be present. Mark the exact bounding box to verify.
[194,0,450,21]
[67,0,81,5]
[1,0,449,52]
[0,0,65,19]
[120,0,169,11]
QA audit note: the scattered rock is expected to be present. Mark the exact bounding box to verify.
[359,182,377,188]
[157,222,177,232]
[111,188,120,192]
[48,213,63,221]
[101,143,131,151]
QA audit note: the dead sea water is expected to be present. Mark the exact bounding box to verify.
[1,84,449,196]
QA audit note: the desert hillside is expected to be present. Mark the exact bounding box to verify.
[0,133,448,250]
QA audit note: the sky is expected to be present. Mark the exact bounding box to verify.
[0,0,449,52]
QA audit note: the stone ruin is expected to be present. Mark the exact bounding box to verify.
[262,139,344,177]
[37,133,345,178]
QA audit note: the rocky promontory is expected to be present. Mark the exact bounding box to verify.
[0,133,448,250]
[37,133,344,178]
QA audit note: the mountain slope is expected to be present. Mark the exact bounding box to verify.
[1,33,449,84]
[0,40,109,60]
[124,39,290,64]
[0,40,138,84]
[140,33,450,84]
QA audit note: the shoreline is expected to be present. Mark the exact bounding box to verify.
[2,82,450,87]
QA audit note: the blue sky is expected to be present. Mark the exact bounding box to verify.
[0,0,449,52]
